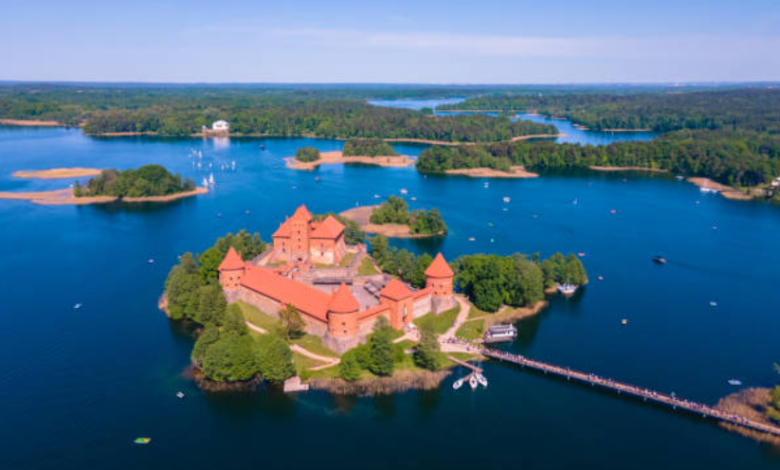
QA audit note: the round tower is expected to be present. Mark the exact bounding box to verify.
[425,253,455,313]
[327,283,361,338]
[218,246,245,291]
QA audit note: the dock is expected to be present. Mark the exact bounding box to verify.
[483,348,780,438]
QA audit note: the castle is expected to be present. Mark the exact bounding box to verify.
[218,205,455,353]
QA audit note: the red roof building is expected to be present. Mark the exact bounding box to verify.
[272,205,346,265]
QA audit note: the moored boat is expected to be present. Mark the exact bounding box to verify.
[452,378,464,390]
[484,324,518,343]
[652,255,666,264]
[557,283,578,296]
[476,373,488,388]
[469,376,478,390]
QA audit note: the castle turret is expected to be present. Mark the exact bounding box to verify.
[425,253,455,313]
[218,246,245,291]
[290,204,312,260]
[327,283,360,338]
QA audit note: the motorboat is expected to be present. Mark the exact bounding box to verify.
[484,324,518,343]
[176,391,185,398]
[452,378,464,390]
[503,196,511,203]
[208,173,215,185]
[727,379,742,386]
[73,303,82,310]
[652,255,666,264]
[557,283,577,296]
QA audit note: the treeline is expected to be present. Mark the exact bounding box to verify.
[342,139,399,157]
[439,89,780,133]
[164,231,295,384]
[75,164,195,198]
[417,131,780,188]
[455,253,587,312]
[370,196,448,235]
[369,236,587,312]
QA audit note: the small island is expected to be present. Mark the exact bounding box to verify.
[0,164,206,205]
[286,139,414,170]
[340,196,447,238]
[715,368,780,446]
[161,204,588,395]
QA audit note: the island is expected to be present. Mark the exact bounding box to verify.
[0,164,206,205]
[286,139,414,170]
[715,369,780,446]
[340,196,447,238]
[161,204,587,395]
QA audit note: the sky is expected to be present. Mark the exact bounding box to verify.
[2,0,779,84]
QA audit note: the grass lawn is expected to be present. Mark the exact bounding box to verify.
[413,304,461,335]
[357,256,379,275]
[293,352,328,375]
[467,303,494,320]
[339,252,355,267]
[236,301,282,333]
[455,320,484,342]
[292,334,340,358]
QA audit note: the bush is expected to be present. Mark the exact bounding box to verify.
[202,332,260,382]
[254,335,295,383]
[339,349,363,382]
[295,146,321,162]
[413,327,441,371]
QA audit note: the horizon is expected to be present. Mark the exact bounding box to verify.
[3,0,780,83]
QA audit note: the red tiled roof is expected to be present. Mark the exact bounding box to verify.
[425,253,454,278]
[291,204,312,222]
[240,265,330,322]
[380,279,414,301]
[328,283,360,313]
[272,218,292,238]
[413,286,432,299]
[218,246,245,271]
[359,304,390,321]
[310,215,345,240]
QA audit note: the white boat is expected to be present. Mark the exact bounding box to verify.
[483,182,489,188]
[73,303,82,310]
[468,237,475,242]
[452,379,464,390]
[202,177,209,188]
[727,379,742,386]
[374,194,380,198]
[710,301,718,307]
[469,376,478,390]
[572,199,578,205]
[503,197,511,203]
[484,324,517,343]
[231,160,236,170]
[147,259,155,264]
[400,188,408,195]
[176,391,185,398]
[557,283,578,296]
[410,196,417,201]
[476,373,488,388]
[208,173,215,185]
[700,187,719,194]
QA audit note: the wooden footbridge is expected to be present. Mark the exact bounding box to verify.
[482,348,780,438]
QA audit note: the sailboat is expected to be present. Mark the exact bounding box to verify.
[476,373,488,388]
[469,375,478,390]
[202,177,209,188]
[208,173,215,185]
[452,378,464,390]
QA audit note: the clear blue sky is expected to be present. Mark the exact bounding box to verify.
[3,0,779,83]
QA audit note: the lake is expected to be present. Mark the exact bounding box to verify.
[1,124,779,470]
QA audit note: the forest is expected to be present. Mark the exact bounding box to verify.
[370,196,448,236]
[342,139,399,157]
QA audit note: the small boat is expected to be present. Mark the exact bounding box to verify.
[452,378,464,390]
[557,283,577,296]
[490,238,495,243]
[216,213,222,218]
[572,199,578,205]
[400,188,408,195]
[315,177,321,182]
[176,391,185,399]
[208,173,215,185]
[147,259,155,264]
[476,373,488,388]
[675,175,685,181]
[652,255,666,265]
[727,379,742,386]
[374,194,380,199]
[621,319,628,325]
[134,437,151,445]
[610,209,617,214]
[468,237,475,242]
[410,196,417,201]
[245,210,251,215]
[503,208,509,212]
[577,252,585,257]
[710,301,718,307]
[73,303,82,310]
[598,276,604,281]
[483,182,489,188]
[469,376,478,390]
[700,187,719,194]
[260,144,266,150]
[231,160,236,170]
[503,197,510,203]
[201,177,208,188]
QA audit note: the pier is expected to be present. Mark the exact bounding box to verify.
[483,348,780,438]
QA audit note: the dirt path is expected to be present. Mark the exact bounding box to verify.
[245,321,341,370]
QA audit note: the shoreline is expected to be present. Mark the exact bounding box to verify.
[444,166,539,179]
[12,167,103,179]
[686,177,756,201]
[285,151,415,170]
[0,118,63,127]
[307,369,452,396]
[715,387,780,446]
[339,205,443,239]
[588,165,667,173]
[0,186,208,206]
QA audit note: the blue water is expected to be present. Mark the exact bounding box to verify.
[1,125,780,470]
[517,113,658,145]
[368,97,465,111]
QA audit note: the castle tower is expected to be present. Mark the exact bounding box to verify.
[379,279,415,329]
[326,283,361,339]
[218,246,246,291]
[425,253,455,313]
[290,205,312,261]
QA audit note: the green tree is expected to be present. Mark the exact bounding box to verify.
[371,235,390,268]
[411,253,433,288]
[367,317,395,376]
[196,284,227,326]
[414,326,441,371]
[191,325,220,367]
[339,349,363,382]
[255,335,295,383]
[202,333,260,382]
[295,146,321,162]
[164,252,201,320]
[279,303,306,340]
[198,246,225,284]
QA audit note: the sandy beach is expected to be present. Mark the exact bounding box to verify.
[687,177,754,201]
[339,205,441,238]
[13,168,103,179]
[286,151,415,170]
[0,119,62,127]
[589,165,667,173]
[445,166,539,178]
[0,186,208,206]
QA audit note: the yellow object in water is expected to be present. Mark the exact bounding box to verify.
[134,437,151,445]
[621,319,628,325]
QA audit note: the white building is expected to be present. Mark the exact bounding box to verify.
[772,176,780,188]
[212,120,229,132]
